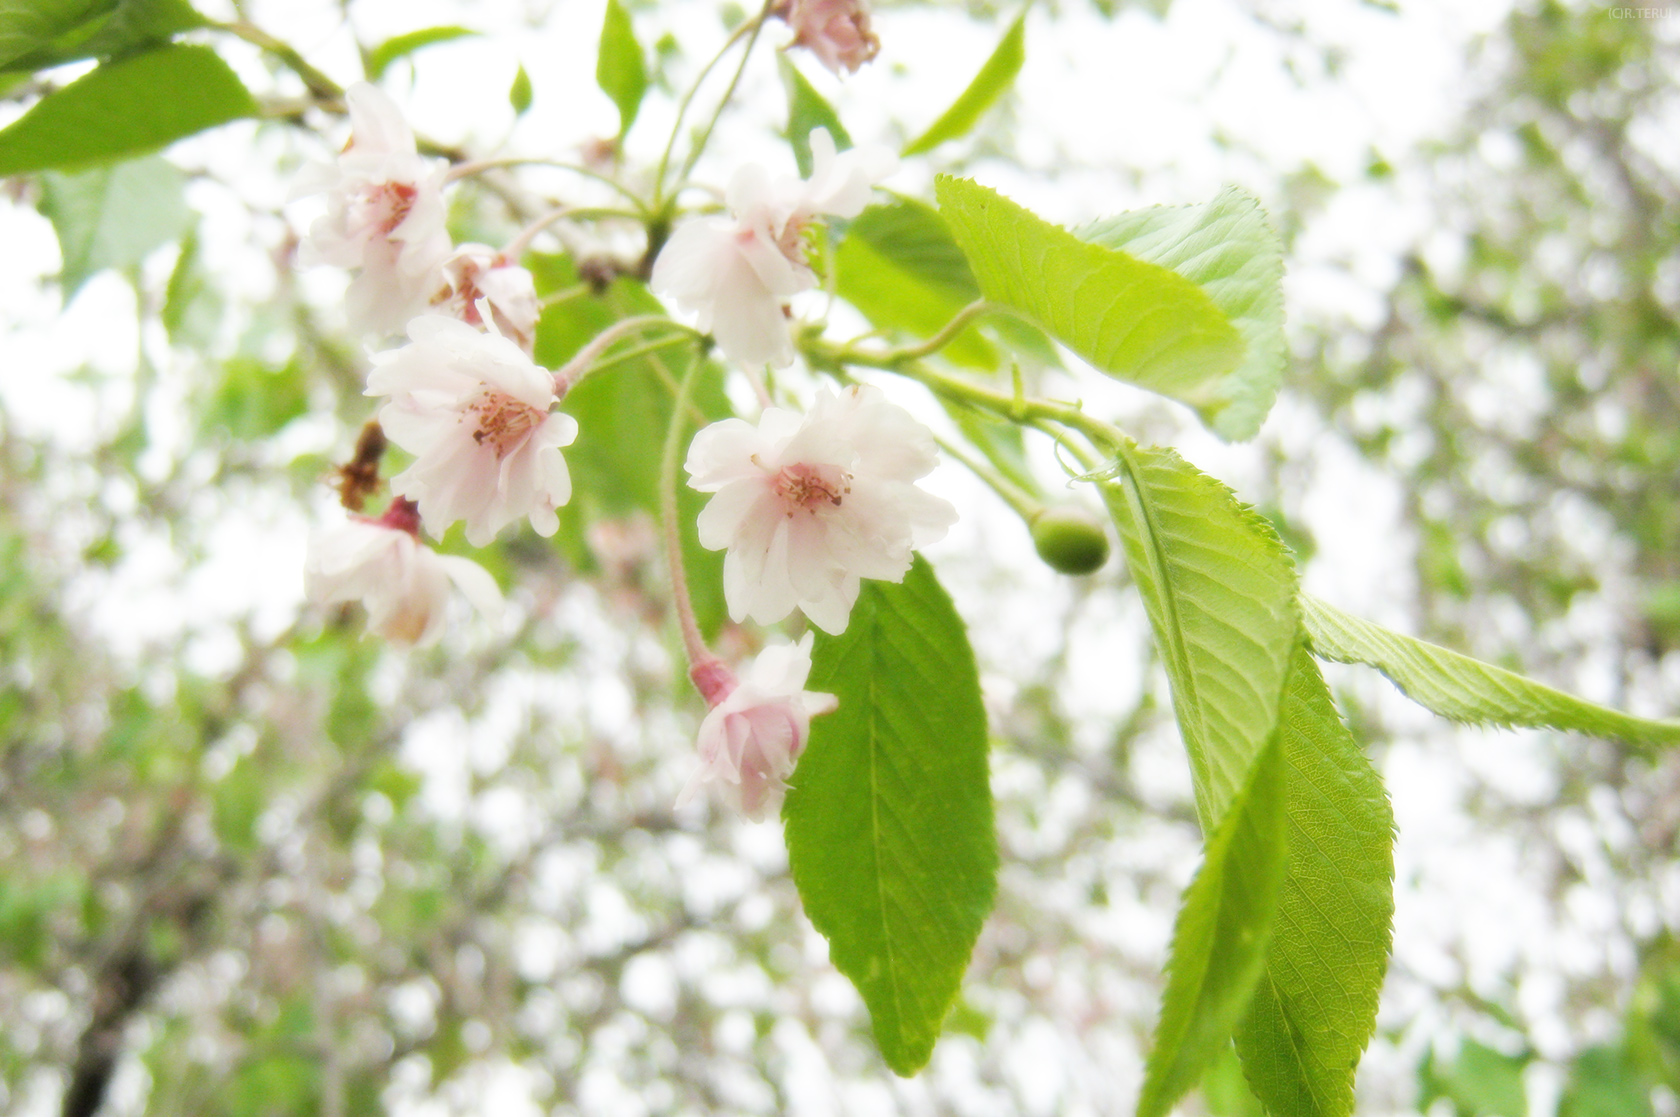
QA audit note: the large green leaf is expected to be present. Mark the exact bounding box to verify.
[1099,442,1299,825]
[1080,187,1285,441]
[39,154,189,296]
[835,197,996,369]
[785,556,997,1076]
[0,0,201,74]
[1234,646,1395,1117]
[1138,733,1288,1117]
[1301,594,1680,748]
[0,0,107,69]
[937,177,1246,429]
[0,43,256,175]
[778,54,850,178]
[596,0,647,140]
[902,12,1025,157]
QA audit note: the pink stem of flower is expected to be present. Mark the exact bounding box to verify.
[374,497,423,537]
[552,315,684,397]
[659,351,721,694]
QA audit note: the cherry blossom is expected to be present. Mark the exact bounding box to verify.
[294,82,454,337]
[779,0,880,75]
[678,635,839,821]
[650,129,895,369]
[430,244,541,354]
[686,383,957,633]
[367,316,578,547]
[305,501,502,646]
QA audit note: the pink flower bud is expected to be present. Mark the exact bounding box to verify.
[781,0,880,75]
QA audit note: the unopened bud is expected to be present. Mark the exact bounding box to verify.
[1030,506,1110,575]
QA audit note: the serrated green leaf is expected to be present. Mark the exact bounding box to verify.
[903,12,1025,156]
[785,556,997,1076]
[597,0,646,140]
[1080,187,1285,441]
[39,154,189,296]
[0,0,108,70]
[1099,442,1298,826]
[938,177,1245,427]
[778,54,850,178]
[0,43,256,175]
[367,25,477,80]
[1139,732,1288,1117]
[1301,594,1680,748]
[835,197,995,368]
[1234,646,1395,1117]
[509,62,532,115]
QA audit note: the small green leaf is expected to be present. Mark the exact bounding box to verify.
[835,197,995,368]
[366,25,478,81]
[1234,646,1395,1117]
[902,12,1025,156]
[1138,732,1288,1117]
[779,54,851,178]
[1301,594,1680,748]
[786,556,997,1076]
[597,0,647,139]
[0,43,257,175]
[938,177,1245,425]
[39,154,189,296]
[509,62,533,115]
[201,355,309,441]
[1099,442,1298,827]
[1080,187,1286,441]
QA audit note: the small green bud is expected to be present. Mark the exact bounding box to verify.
[1030,506,1111,575]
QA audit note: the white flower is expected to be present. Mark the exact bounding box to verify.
[781,0,880,75]
[294,82,454,338]
[305,509,502,645]
[430,244,541,354]
[686,383,957,633]
[678,635,839,821]
[650,129,895,369]
[368,316,578,547]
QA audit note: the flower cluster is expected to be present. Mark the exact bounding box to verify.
[651,129,895,369]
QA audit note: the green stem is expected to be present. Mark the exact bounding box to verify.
[660,356,714,673]
[445,158,648,212]
[653,4,772,210]
[210,21,343,102]
[934,434,1042,522]
[554,317,702,395]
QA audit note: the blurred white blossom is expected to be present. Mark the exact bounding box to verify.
[431,244,541,354]
[686,383,956,633]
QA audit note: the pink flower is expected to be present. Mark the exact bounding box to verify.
[685,383,957,633]
[294,82,454,337]
[650,129,895,369]
[305,502,503,646]
[781,0,880,75]
[430,244,540,354]
[678,635,839,820]
[367,316,577,546]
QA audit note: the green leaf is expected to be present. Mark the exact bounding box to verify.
[1138,732,1288,1117]
[938,177,1246,429]
[367,25,478,80]
[39,154,189,296]
[903,13,1025,157]
[201,355,309,441]
[779,54,851,178]
[1301,594,1680,748]
[0,0,108,70]
[0,43,257,175]
[596,0,647,140]
[1234,646,1395,1117]
[1419,1039,1530,1117]
[835,197,995,368]
[1559,1046,1654,1117]
[1080,187,1286,441]
[509,62,533,115]
[1099,442,1298,827]
[785,556,997,1076]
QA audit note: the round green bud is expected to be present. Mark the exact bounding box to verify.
[1030,506,1111,575]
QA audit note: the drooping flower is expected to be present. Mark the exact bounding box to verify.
[367,315,577,546]
[678,634,839,821]
[779,0,880,75]
[650,129,895,369]
[430,244,541,354]
[305,500,503,646]
[685,383,957,633]
[294,82,454,338]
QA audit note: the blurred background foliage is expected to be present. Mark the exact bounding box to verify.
[0,0,1678,1115]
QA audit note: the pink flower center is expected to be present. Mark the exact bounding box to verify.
[772,462,851,516]
[354,180,419,236]
[467,389,544,458]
